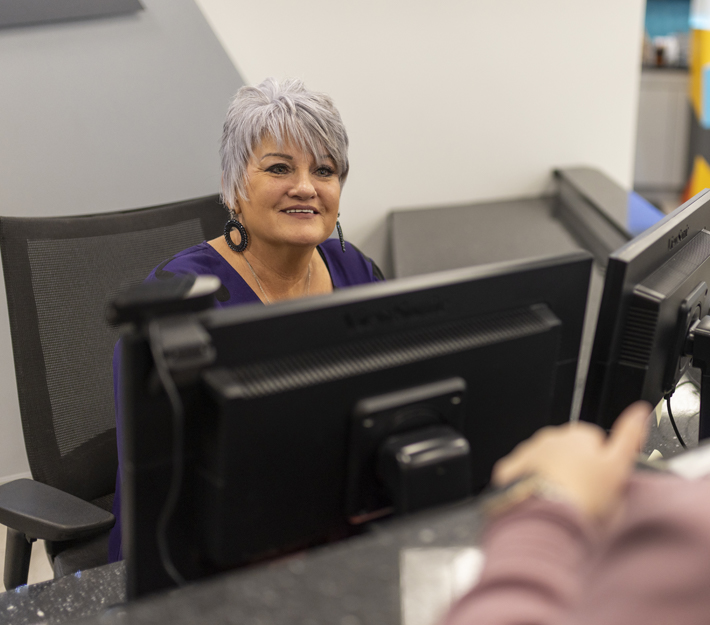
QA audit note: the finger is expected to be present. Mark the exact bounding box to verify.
[607,401,652,460]
[491,446,537,486]
[491,427,558,485]
[567,420,606,443]
[492,422,598,486]
[491,455,525,486]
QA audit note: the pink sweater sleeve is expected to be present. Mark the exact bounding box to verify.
[441,474,710,625]
[442,497,596,625]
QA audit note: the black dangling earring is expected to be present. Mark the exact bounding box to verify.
[224,219,249,253]
[336,213,346,253]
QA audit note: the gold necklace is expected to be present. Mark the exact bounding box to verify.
[242,255,311,305]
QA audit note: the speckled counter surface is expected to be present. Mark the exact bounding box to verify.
[0,561,126,624]
[61,499,485,625]
[0,397,696,625]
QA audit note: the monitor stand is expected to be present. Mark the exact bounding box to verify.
[377,424,471,514]
[686,316,710,440]
[346,377,472,518]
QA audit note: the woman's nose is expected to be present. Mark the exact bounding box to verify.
[288,172,316,199]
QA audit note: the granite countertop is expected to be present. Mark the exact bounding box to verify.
[0,560,126,625]
[2,497,486,625]
[87,498,485,625]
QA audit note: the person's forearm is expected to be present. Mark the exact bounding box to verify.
[442,498,596,625]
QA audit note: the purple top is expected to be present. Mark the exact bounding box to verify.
[108,239,382,562]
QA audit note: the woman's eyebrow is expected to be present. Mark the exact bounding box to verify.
[260,152,293,161]
[260,152,335,164]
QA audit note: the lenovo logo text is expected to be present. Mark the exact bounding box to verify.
[668,226,689,250]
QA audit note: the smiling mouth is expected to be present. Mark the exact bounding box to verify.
[284,209,317,214]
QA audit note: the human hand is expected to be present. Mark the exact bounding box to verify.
[491,401,651,521]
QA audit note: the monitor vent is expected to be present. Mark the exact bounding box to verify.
[207,306,556,399]
[642,230,710,296]
[618,305,658,367]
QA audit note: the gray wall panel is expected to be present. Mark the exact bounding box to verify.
[0,0,243,481]
[0,0,143,29]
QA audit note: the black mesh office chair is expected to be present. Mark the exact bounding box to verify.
[0,194,227,590]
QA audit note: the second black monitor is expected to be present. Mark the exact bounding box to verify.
[581,189,710,432]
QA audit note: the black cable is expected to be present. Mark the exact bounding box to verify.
[148,320,187,586]
[666,394,688,450]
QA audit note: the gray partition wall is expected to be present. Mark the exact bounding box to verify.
[0,0,244,482]
[0,0,143,28]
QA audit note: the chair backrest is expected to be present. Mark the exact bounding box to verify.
[0,194,227,507]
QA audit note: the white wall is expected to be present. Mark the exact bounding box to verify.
[0,0,243,482]
[0,0,646,483]
[194,0,646,271]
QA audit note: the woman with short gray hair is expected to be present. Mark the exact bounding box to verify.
[221,77,349,213]
[108,78,383,563]
[202,76,381,306]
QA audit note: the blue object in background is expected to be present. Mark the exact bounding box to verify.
[646,0,691,37]
[627,191,666,236]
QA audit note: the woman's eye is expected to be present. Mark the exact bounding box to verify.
[267,164,289,174]
[315,166,335,177]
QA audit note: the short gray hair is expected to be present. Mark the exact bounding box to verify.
[220,77,349,212]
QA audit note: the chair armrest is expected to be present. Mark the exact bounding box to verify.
[0,479,115,542]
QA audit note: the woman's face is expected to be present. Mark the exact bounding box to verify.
[235,136,341,251]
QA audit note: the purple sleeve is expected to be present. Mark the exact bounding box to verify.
[108,340,124,562]
[108,244,258,562]
[107,240,379,563]
[319,239,382,287]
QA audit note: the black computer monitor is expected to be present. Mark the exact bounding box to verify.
[119,250,592,598]
[581,189,710,432]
